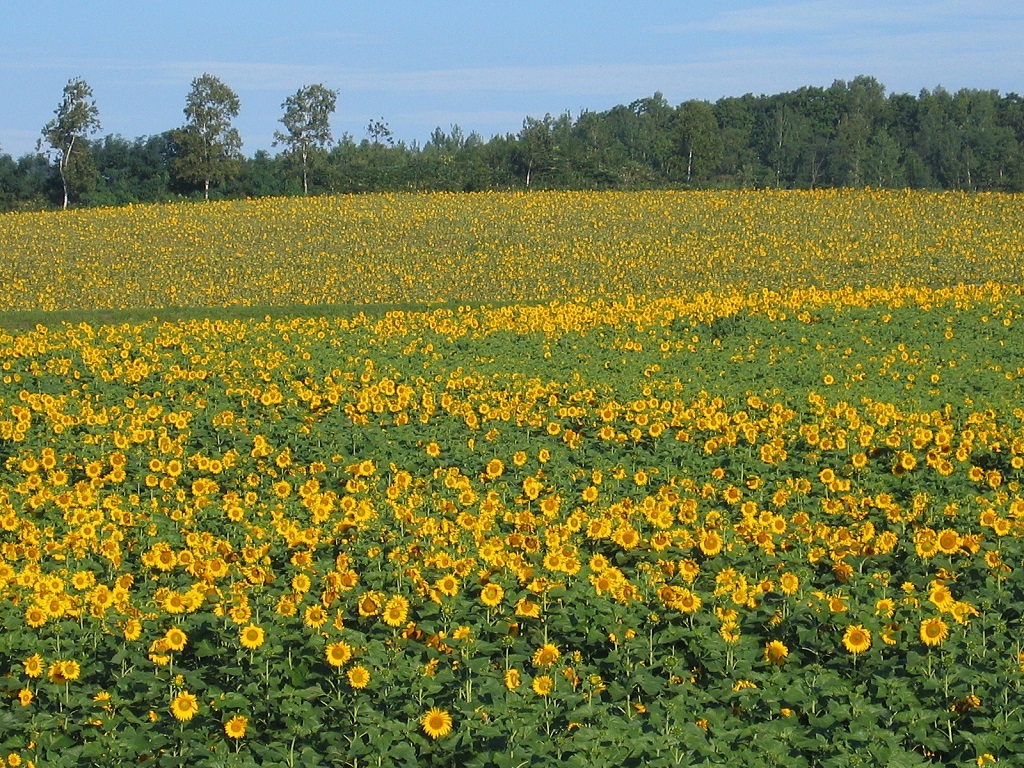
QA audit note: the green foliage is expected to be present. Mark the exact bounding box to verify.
[39,77,102,208]
[5,76,1024,211]
[274,84,338,195]
[1,280,1024,765]
[172,74,243,199]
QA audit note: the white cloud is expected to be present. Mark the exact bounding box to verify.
[664,0,1024,36]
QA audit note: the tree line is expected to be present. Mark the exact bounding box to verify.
[3,73,1024,211]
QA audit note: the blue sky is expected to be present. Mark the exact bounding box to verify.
[3,0,1023,158]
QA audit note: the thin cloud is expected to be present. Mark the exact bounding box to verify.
[663,0,1024,36]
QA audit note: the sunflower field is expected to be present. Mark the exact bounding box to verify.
[1,190,1024,767]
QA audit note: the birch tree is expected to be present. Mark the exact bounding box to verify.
[274,84,337,194]
[40,78,101,208]
[173,74,242,199]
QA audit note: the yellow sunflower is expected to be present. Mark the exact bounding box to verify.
[170,691,199,722]
[23,654,44,678]
[936,529,961,555]
[532,675,554,696]
[239,624,265,650]
[779,572,800,595]
[435,574,460,597]
[920,616,950,647]
[326,641,352,668]
[347,665,370,689]
[764,640,789,665]
[842,624,871,654]
[532,643,561,667]
[504,668,522,690]
[480,583,505,608]
[357,592,382,617]
[347,665,371,689]
[421,707,453,739]
[164,627,187,652]
[699,530,724,557]
[25,606,46,629]
[304,604,328,630]
[515,598,541,618]
[382,595,409,627]
[123,619,143,642]
[224,715,248,739]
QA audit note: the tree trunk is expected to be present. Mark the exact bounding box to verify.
[60,136,74,209]
[302,148,309,195]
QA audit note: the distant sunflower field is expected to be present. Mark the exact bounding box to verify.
[1,190,1024,766]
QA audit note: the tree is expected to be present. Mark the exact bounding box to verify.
[829,76,886,186]
[366,118,394,148]
[40,77,101,208]
[274,84,337,194]
[514,115,558,188]
[675,100,723,183]
[173,73,242,199]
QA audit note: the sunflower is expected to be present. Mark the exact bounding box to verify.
[435,574,460,597]
[224,715,248,739]
[719,623,741,643]
[480,583,505,608]
[699,530,724,557]
[929,583,955,611]
[47,661,70,684]
[239,624,265,650]
[326,641,352,668]
[532,643,560,667]
[382,595,410,627]
[764,640,789,665]
[842,624,871,654]
[779,572,800,595]
[679,559,700,583]
[915,533,939,559]
[357,592,382,617]
[347,665,371,689]
[920,616,950,647]
[163,591,188,614]
[164,627,187,652]
[23,654,44,678]
[936,529,961,555]
[304,604,328,630]
[421,707,453,739]
[504,668,522,690]
[170,691,199,722]
[532,675,554,696]
[875,598,896,618]
[515,598,541,618]
[675,589,702,614]
[485,458,504,479]
[291,573,312,594]
[25,606,46,629]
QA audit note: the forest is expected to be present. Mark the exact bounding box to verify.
[2,74,1023,210]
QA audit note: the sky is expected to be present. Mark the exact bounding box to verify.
[3,0,1023,159]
